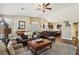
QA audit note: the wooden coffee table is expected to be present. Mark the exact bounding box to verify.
[27,39,52,55]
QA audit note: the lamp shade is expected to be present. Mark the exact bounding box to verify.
[0,19,8,28]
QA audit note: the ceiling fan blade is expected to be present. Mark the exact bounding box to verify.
[36,8,41,10]
[45,3,50,7]
[37,4,42,7]
[46,8,52,10]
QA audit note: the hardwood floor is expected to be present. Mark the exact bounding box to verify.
[55,36,79,55]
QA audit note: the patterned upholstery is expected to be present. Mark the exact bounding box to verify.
[7,41,27,55]
[7,41,15,55]
[0,41,8,55]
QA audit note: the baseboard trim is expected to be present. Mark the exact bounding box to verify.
[61,37,72,40]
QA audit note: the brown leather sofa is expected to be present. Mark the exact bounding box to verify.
[16,31,29,46]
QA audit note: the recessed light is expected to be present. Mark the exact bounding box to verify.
[21,8,24,10]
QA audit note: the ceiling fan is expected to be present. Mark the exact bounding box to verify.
[36,3,52,12]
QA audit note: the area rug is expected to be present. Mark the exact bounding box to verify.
[25,42,77,55]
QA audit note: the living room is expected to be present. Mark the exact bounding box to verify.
[0,3,79,55]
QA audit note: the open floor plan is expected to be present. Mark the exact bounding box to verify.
[0,3,79,55]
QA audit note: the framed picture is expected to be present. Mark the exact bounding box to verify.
[18,21,25,29]
[57,24,62,29]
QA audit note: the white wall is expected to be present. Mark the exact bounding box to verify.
[62,22,72,40]
[0,15,45,37]
[0,15,30,37]
[77,23,79,40]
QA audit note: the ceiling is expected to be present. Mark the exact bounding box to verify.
[0,3,79,22]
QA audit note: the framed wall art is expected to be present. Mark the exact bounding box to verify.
[18,21,25,29]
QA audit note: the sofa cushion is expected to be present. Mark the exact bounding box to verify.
[7,41,15,55]
[11,40,17,45]
[13,43,23,49]
[14,48,27,55]
[0,41,8,55]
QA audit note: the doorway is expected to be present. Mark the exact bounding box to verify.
[72,22,78,46]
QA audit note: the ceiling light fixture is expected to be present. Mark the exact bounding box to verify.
[36,3,52,12]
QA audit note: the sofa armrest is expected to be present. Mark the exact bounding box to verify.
[13,43,23,49]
